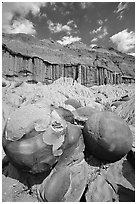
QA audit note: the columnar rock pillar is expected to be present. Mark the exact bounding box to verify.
[78,64,82,84]
[119,74,122,84]
[84,65,87,86]
[96,68,99,85]
[110,72,113,84]
[2,51,9,75]
[113,72,117,84]
[50,65,53,83]
[56,65,60,80]
[14,55,18,74]
[102,68,104,85]
[9,54,14,75]
[104,68,108,85]
[61,64,65,78]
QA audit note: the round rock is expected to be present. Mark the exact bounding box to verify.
[83,111,133,162]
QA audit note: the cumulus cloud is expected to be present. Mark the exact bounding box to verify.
[3,18,36,34]
[47,20,72,34]
[91,37,98,42]
[110,29,135,52]
[57,35,81,45]
[114,2,129,13]
[92,26,102,34]
[91,26,108,40]
[114,2,129,20]
[90,44,97,48]
[97,19,103,25]
[47,19,78,34]
[2,2,46,34]
[98,27,108,39]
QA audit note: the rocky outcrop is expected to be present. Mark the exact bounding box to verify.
[2,33,135,86]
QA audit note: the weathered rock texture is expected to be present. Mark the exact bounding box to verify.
[2,33,135,86]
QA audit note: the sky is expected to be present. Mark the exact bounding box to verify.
[2,1,135,54]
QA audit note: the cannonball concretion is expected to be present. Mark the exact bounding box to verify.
[2,103,81,174]
[83,111,133,162]
[64,98,82,109]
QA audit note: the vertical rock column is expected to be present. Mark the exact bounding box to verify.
[108,70,111,84]
[52,65,55,82]
[28,58,33,73]
[34,58,39,82]
[102,68,104,85]
[2,51,9,75]
[33,58,37,82]
[84,65,87,86]
[80,65,84,85]
[14,55,18,75]
[56,65,60,80]
[72,65,76,82]
[99,68,102,85]
[113,72,117,84]
[104,68,108,85]
[98,68,100,85]
[61,64,65,79]
[37,58,42,82]
[78,64,82,84]
[27,58,33,81]
[50,65,53,83]
[96,68,99,85]
[119,74,122,84]
[41,60,45,83]
[20,57,24,73]
[110,72,113,84]
[9,54,14,75]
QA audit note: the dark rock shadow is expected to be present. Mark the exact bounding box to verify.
[84,149,108,168]
[117,184,135,202]
[2,155,51,189]
[122,158,135,188]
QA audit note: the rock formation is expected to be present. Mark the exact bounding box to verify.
[2,33,135,86]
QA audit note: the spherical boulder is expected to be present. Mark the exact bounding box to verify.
[83,111,133,162]
[2,104,67,173]
[64,98,82,109]
[2,103,83,174]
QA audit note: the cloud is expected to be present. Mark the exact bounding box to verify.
[98,27,108,39]
[57,35,81,45]
[91,26,108,40]
[80,2,94,9]
[67,20,78,28]
[97,19,103,25]
[91,37,98,42]
[90,44,97,48]
[110,29,135,52]
[127,53,135,57]
[114,3,129,20]
[92,26,102,34]
[2,2,46,34]
[114,2,129,13]
[47,19,78,34]
[47,20,72,34]
[3,18,36,34]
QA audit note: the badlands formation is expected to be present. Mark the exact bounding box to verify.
[2,33,135,202]
[2,77,135,202]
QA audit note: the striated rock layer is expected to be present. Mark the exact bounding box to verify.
[2,33,135,86]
